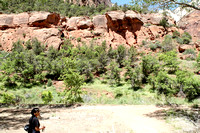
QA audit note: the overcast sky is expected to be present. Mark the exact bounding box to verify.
[111,0,132,5]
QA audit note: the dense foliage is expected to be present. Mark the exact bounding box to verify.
[0,35,200,105]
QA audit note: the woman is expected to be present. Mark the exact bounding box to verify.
[29,108,45,133]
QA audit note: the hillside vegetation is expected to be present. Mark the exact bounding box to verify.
[0,0,135,17]
[0,0,200,107]
[0,36,200,106]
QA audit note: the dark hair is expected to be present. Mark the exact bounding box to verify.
[31,108,40,116]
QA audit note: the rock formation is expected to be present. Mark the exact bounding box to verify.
[0,10,189,52]
[178,10,200,42]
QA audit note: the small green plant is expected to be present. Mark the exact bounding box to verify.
[179,32,192,44]
[149,43,157,51]
[77,37,81,42]
[47,79,52,87]
[23,33,26,38]
[142,40,148,46]
[176,37,183,44]
[172,31,180,39]
[41,90,53,104]
[159,17,169,29]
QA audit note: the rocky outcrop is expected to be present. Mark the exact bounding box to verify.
[0,11,184,51]
[178,10,200,42]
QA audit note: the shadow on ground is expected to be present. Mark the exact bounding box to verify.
[0,104,74,130]
[145,105,200,132]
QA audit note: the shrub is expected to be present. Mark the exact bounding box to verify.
[41,91,53,104]
[12,40,24,53]
[116,45,126,68]
[25,40,32,50]
[142,40,148,46]
[182,32,192,44]
[0,92,16,104]
[77,37,81,42]
[172,31,180,39]
[148,71,177,97]
[141,55,160,83]
[159,17,169,28]
[47,79,52,87]
[159,51,180,74]
[149,43,157,51]
[197,53,200,68]
[60,61,84,104]
[176,37,183,44]
[107,61,122,86]
[32,38,45,55]
[161,35,175,52]
[183,49,196,60]
[125,65,143,90]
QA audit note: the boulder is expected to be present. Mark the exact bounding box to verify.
[29,12,60,27]
[45,36,62,49]
[0,14,14,29]
[66,17,82,31]
[178,44,194,53]
[77,17,93,29]
[93,15,107,29]
[13,13,29,26]
[93,15,107,35]
[105,11,143,46]
[32,28,61,43]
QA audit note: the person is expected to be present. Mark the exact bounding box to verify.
[29,108,45,133]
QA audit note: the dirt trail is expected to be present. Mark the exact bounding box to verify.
[0,105,174,133]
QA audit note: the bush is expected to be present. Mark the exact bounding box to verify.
[148,71,177,97]
[107,61,122,86]
[141,55,160,83]
[77,37,81,42]
[0,92,16,104]
[172,31,180,39]
[176,37,183,44]
[149,43,157,51]
[47,79,52,87]
[183,49,196,60]
[116,45,126,68]
[161,35,175,52]
[41,91,53,104]
[159,17,169,28]
[182,32,192,44]
[158,51,180,74]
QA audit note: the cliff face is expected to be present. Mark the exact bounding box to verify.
[68,0,112,7]
[0,11,184,52]
[178,10,200,42]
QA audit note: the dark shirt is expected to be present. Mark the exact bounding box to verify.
[29,116,40,133]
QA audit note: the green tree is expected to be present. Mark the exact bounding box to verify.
[131,0,200,11]
[141,55,160,83]
[148,71,177,97]
[176,70,200,101]
[158,51,180,74]
[107,61,122,86]
[116,45,126,68]
[60,58,84,104]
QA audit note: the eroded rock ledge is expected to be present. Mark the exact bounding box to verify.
[0,10,184,51]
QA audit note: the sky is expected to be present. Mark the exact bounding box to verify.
[111,0,132,5]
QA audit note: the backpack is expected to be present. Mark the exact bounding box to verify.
[24,124,30,132]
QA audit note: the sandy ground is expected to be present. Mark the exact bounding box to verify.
[0,105,175,133]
